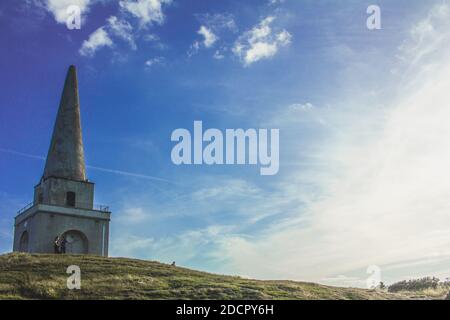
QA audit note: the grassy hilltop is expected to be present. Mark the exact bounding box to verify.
[0,253,440,300]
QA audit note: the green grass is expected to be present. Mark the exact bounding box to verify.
[0,253,432,300]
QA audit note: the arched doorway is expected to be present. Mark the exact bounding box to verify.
[62,230,88,254]
[19,231,29,252]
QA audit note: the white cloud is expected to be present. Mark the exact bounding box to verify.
[187,41,200,57]
[215,2,450,284]
[222,49,450,277]
[198,25,218,48]
[111,226,231,265]
[79,27,113,57]
[320,275,367,288]
[188,14,236,58]
[143,33,160,42]
[107,16,137,50]
[78,15,138,58]
[273,102,327,126]
[195,13,237,33]
[268,0,285,5]
[191,179,260,203]
[119,207,149,224]
[266,102,325,127]
[233,16,292,66]
[213,50,225,60]
[398,3,450,66]
[145,56,164,67]
[112,235,155,256]
[289,102,314,111]
[187,26,218,57]
[276,29,292,46]
[244,42,278,65]
[119,0,171,27]
[45,0,92,24]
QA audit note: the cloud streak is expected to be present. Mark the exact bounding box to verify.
[0,148,171,183]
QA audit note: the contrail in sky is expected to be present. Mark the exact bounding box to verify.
[0,148,45,160]
[0,147,171,183]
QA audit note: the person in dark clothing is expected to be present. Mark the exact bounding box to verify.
[54,236,60,254]
[60,237,67,254]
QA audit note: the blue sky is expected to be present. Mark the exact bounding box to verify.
[1,0,450,287]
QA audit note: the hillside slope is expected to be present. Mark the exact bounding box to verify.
[0,253,419,300]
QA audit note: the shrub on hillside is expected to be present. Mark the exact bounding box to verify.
[388,277,440,293]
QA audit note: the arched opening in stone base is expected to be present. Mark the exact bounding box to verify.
[19,231,29,252]
[61,230,88,254]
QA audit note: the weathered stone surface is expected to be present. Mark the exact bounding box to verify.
[13,204,110,255]
[43,65,86,181]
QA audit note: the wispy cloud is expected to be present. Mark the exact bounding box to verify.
[188,26,218,57]
[107,16,137,50]
[198,25,218,48]
[79,27,113,56]
[78,0,172,58]
[79,16,138,57]
[117,207,150,224]
[398,3,450,66]
[144,56,165,68]
[213,50,225,60]
[119,0,171,27]
[268,0,285,5]
[188,13,236,58]
[195,13,237,33]
[111,225,235,267]
[233,16,292,66]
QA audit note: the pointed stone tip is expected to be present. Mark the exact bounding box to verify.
[43,65,86,182]
[65,65,78,91]
[68,65,77,76]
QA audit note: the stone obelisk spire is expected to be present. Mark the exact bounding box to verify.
[43,65,86,181]
[13,65,110,257]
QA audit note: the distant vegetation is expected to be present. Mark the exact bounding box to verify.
[388,277,450,299]
[388,277,440,292]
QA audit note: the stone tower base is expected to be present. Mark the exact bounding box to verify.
[14,204,110,256]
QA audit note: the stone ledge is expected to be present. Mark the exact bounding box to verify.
[15,204,111,225]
